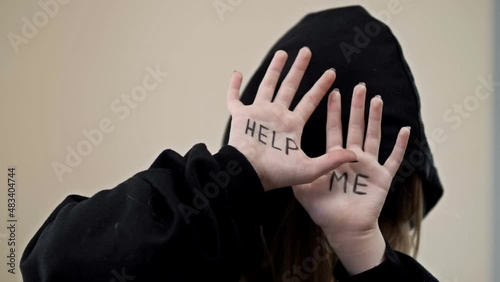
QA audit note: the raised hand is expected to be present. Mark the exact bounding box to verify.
[226,48,357,191]
[292,84,410,274]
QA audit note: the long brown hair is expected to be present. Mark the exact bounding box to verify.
[245,173,424,282]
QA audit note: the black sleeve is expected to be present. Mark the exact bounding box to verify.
[333,240,438,282]
[20,144,265,282]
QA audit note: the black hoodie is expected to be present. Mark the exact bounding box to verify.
[222,7,444,280]
[222,5,443,219]
[21,6,440,282]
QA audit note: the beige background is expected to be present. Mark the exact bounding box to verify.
[0,0,494,281]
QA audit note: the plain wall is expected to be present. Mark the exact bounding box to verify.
[494,0,500,280]
[0,0,494,281]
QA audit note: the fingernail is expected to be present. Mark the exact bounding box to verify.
[358,82,366,87]
[330,67,336,73]
[333,88,340,93]
[406,126,411,130]
[374,94,382,100]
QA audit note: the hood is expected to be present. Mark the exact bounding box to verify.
[222,5,443,221]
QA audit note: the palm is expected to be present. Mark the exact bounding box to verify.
[293,84,410,235]
[229,104,306,177]
[227,48,356,191]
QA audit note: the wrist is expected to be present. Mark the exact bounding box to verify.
[325,227,386,275]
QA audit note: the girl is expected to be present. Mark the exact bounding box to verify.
[222,6,444,281]
[21,6,442,282]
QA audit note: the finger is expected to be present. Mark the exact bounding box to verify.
[302,149,357,182]
[363,95,383,157]
[226,71,244,114]
[254,50,288,103]
[293,68,336,124]
[273,47,312,108]
[383,127,411,176]
[346,83,367,149]
[326,89,343,151]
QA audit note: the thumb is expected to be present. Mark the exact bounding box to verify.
[303,149,357,182]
